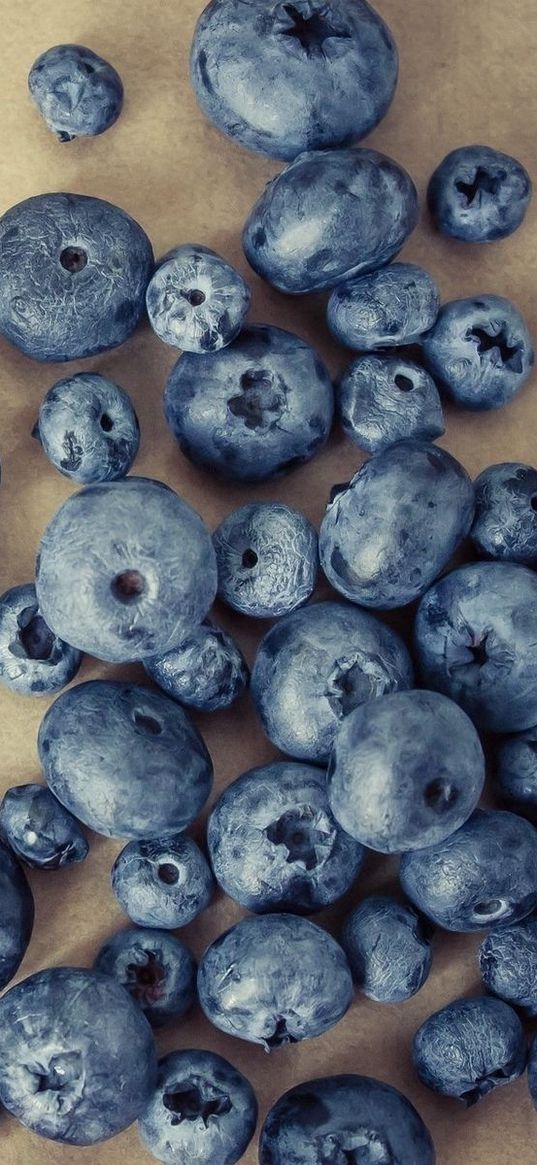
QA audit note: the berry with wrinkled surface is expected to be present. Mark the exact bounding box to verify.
[428,145,532,242]
[213,502,318,618]
[471,461,537,564]
[480,914,537,1015]
[95,927,197,1026]
[28,44,123,141]
[0,784,88,869]
[145,621,248,711]
[34,372,140,484]
[338,354,445,453]
[0,583,81,696]
[413,996,527,1104]
[327,261,440,350]
[342,896,433,1002]
[112,834,215,928]
[146,244,250,352]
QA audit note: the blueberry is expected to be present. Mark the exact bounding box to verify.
[138,1049,257,1165]
[198,913,352,1048]
[39,681,213,840]
[34,372,140,484]
[327,262,440,350]
[413,996,527,1105]
[243,148,418,294]
[146,244,250,352]
[28,44,123,141]
[259,1074,436,1164]
[338,354,445,454]
[190,0,397,161]
[213,502,318,618]
[328,690,484,853]
[428,145,532,242]
[94,927,197,1027]
[471,461,537,564]
[422,295,534,410]
[480,914,537,1016]
[0,583,81,696]
[164,324,334,482]
[527,1037,537,1113]
[400,808,537,932]
[0,840,34,990]
[251,600,414,763]
[495,726,537,822]
[0,784,88,869]
[0,967,156,1144]
[35,477,217,662]
[342,896,433,1002]
[207,761,365,914]
[112,834,215,927]
[414,561,537,732]
[319,439,474,609]
[0,193,153,362]
[145,620,248,711]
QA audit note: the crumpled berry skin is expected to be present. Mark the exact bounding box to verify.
[112,833,215,928]
[495,724,537,822]
[34,372,139,485]
[94,926,197,1027]
[146,244,250,352]
[327,261,440,351]
[28,44,123,141]
[0,784,88,869]
[428,145,532,242]
[0,840,34,991]
[471,461,537,565]
[342,895,433,1002]
[0,582,81,696]
[213,502,318,618]
[338,354,445,454]
[413,996,527,1105]
[145,620,248,711]
[480,914,537,1016]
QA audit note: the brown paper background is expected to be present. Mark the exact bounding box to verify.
[0,0,536,1161]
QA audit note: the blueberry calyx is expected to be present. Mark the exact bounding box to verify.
[163,1079,232,1126]
[265,805,333,870]
[277,2,352,56]
[455,168,504,206]
[319,1128,393,1163]
[60,246,88,273]
[469,325,522,371]
[460,1066,514,1108]
[264,1017,299,1050]
[10,606,55,662]
[125,951,166,1005]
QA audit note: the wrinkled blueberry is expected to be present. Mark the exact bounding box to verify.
[327,262,440,350]
[319,439,474,609]
[94,927,197,1027]
[338,354,445,454]
[0,193,153,361]
[164,324,334,481]
[145,620,248,711]
[480,914,537,1016]
[342,895,433,1002]
[422,295,534,410]
[495,725,537,822]
[428,145,532,242]
[36,477,217,663]
[414,561,537,732]
[38,681,213,840]
[138,1049,257,1165]
[28,44,123,141]
[0,784,88,869]
[413,996,527,1105]
[34,372,140,484]
[471,461,537,564]
[0,840,34,990]
[0,583,81,696]
[112,834,215,928]
[146,244,250,352]
[213,502,318,617]
[243,147,419,294]
[198,913,352,1048]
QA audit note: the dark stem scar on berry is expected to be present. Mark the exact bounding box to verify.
[13,606,55,661]
[100,413,113,431]
[280,3,352,55]
[469,326,522,371]
[158,862,179,884]
[394,373,414,391]
[424,779,458,813]
[111,570,146,603]
[180,288,206,307]
[264,1016,299,1050]
[60,246,88,273]
[455,167,505,206]
[241,548,258,568]
[265,806,332,870]
[163,1083,231,1126]
[126,951,166,1005]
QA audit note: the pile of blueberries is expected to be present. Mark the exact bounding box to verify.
[0,1,536,1162]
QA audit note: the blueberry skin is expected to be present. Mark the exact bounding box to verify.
[0,840,34,990]
[138,1049,258,1165]
[251,600,414,763]
[213,502,318,617]
[338,355,445,454]
[328,690,484,853]
[28,44,123,141]
[527,1038,537,1112]
[428,145,532,243]
[112,834,215,928]
[190,0,397,161]
[342,896,433,1002]
[327,262,440,351]
[480,915,537,1016]
[94,927,197,1027]
[319,440,474,609]
[34,372,140,484]
[164,324,334,482]
[495,725,537,822]
[0,784,88,869]
[198,913,353,1049]
[422,295,534,410]
[400,809,537,932]
[207,761,365,914]
[259,1074,436,1165]
[0,193,153,362]
[145,621,248,711]
[471,462,537,565]
[38,681,213,840]
[146,244,250,353]
[414,561,537,733]
[0,583,81,696]
[413,996,527,1105]
[243,148,419,294]
[35,477,217,663]
[0,967,157,1145]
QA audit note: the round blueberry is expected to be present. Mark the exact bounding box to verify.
[145,620,248,711]
[342,896,433,1002]
[495,726,537,822]
[413,996,527,1104]
[471,461,537,565]
[480,914,537,1016]
[213,502,318,618]
[112,834,215,927]
[338,354,445,454]
[327,262,440,350]
[28,44,123,141]
[0,784,88,869]
[34,372,140,484]
[428,145,532,242]
[146,244,250,352]
[0,840,34,990]
[94,927,197,1027]
[0,583,81,696]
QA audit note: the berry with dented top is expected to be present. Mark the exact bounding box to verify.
[145,621,248,711]
[112,834,214,928]
[471,461,537,564]
[94,926,197,1026]
[28,44,123,141]
[0,784,88,869]
[146,244,250,352]
[34,372,139,484]
[413,996,527,1104]
[0,583,81,696]
[428,145,532,242]
[213,502,318,618]
[338,354,445,453]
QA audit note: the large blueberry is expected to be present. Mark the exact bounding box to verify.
[164,324,334,481]
[35,477,217,662]
[414,561,537,732]
[251,600,414,763]
[428,145,532,242]
[34,372,140,484]
[0,582,81,695]
[213,502,318,617]
[198,913,352,1048]
[327,262,440,350]
[243,148,418,294]
[145,620,248,711]
[338,354,445,454]
[400,809,537,932]
[190,0,397,160]
[319,440,474,609]
[422,295,534,410]
[328,690,484,853]
[0,784,88,869]
[138,1049,258,1165]
[342,895,433,1002]
[0,967,157,1144]
[471,462,537,564]
[413,996,527,1104]
[0,840,34,990]
[495,725,537,822]
[112,834,214,928]
[0,193,153,361]
[146,244,250,352]
[38,681,213,839]
[259,1074,436,1164]
[94,927,197,1027]
[207,761,365,914]
[480,914,537,1016]
[28,44,123,141]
